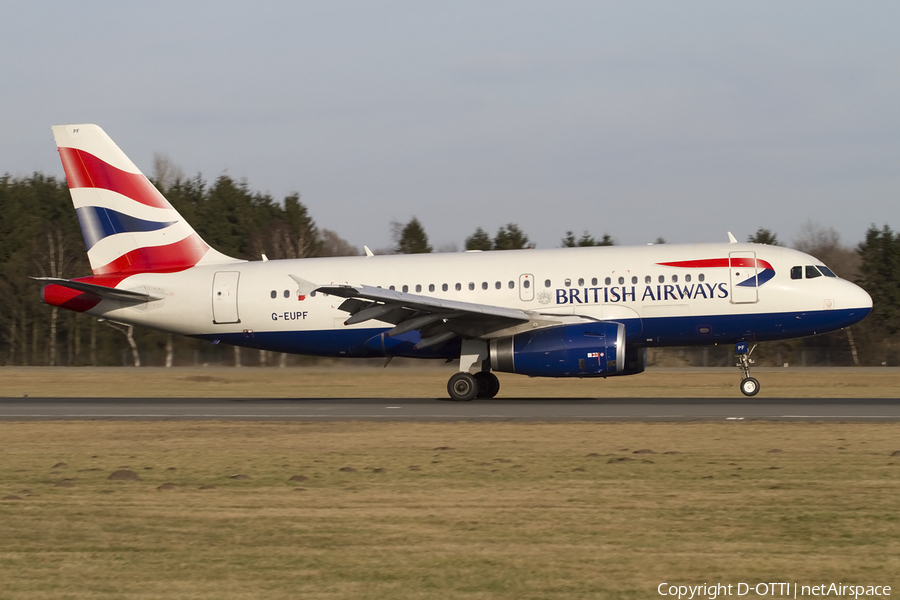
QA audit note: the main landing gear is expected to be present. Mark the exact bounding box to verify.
[447,371,500,401]
[736,342,760,397]
[447,339,500,401]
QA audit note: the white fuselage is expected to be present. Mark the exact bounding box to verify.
[80,242,872,359]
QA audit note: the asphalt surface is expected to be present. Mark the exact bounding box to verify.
[1,397,899,421]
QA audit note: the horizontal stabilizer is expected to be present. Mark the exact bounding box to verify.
[32,277,161,303]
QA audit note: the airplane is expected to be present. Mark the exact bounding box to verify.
[36,124,873,401]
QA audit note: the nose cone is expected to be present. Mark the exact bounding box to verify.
[847,280,873,309]
[840,280,873,325]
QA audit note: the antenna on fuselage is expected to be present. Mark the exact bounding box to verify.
[727,232,738,244]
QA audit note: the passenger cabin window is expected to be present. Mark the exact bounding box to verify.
[270,290,276,299]
[672,275,678,283]
[605,277,611,285]
[618,276,624,284]
[658,275,665,283]
[791,266,802,280]
[544,279,551,288]
[699,274,705,282]
[564,278,571,287]
[805,265,822,279]
[591,277,598,286]
[632,276,638,284]
[284,290,290,298]
[428,284,434,292]
[494,281,501,290]
[455,283,461,291]
[482,282,488,290]
[578,278,584,286]
[524,280,531,288]
[402,285,409,293]
[415,284,422,292]
[469,282,475,291]
[645,275,651,284]
[508,281,515,289]
[442,283,449,292]
[685,274,691,283]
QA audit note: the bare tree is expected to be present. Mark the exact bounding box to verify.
[436,242,460,253]
[268,220,319,259]
[165,334,174,367]
[152,153,184,193]
[320,229,360,257]
[103,321,141,367]
[34,229,76,366]
[793,221,860,278]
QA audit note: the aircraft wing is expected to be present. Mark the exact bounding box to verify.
[311,281,532,349]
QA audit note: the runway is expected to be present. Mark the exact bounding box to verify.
[1,397,899,421]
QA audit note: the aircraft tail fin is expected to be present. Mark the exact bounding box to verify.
[51,124,240,276]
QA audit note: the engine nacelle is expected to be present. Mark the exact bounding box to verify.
[617,345,647,376]
[489,322,625,377]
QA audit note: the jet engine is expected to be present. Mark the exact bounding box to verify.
[488,322,625,377]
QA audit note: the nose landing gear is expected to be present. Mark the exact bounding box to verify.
[736,342,760,397]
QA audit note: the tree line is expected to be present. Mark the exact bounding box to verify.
[1,169,898,367]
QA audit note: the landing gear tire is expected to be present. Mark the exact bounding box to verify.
[448,372,478,401]
[740,377,760,397]
[735,342,760,397]
[474,371,500,398]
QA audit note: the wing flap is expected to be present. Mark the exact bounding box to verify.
[313,282,532,344]
[317,283,531,323]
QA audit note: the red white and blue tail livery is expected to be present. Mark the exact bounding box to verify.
[37,124,872,399]
[52,124,238,276]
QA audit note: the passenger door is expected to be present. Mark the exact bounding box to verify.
[212,271,241,324]
[729,251,758,304]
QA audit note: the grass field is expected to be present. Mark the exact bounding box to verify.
[1,420,899,599]
[2,365,900,398]
[1,368,898,598]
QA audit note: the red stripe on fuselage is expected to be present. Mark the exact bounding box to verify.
[657,258,774,271]
[58,147,170,210]
[91,233,209,275]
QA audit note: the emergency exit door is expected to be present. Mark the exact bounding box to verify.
[519,273,534,301]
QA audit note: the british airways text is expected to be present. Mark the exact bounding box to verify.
[556,283,729,304]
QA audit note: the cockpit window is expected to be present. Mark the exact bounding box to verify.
[792,265,836,279]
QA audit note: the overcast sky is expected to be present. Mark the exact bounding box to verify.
[4,1,899,252]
